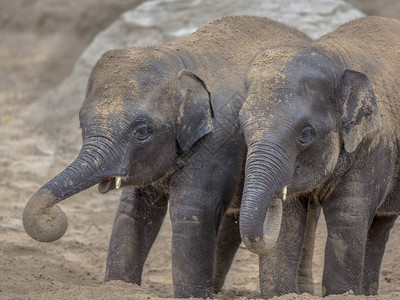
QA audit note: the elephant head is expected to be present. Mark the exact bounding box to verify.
[23,49,214,242]
[239,48,381,254]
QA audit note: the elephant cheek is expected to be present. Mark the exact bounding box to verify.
[314,132,341,182]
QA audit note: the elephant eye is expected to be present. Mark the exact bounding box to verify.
[297,126,316,148]
[133,121,153,142]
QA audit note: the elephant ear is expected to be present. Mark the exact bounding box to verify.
[176,69,214,151]
[339,69,381,153]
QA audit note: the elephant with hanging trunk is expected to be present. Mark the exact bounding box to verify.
[239,16,400,298]
[22,16,312,298]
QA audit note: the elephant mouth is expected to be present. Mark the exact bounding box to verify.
[98,176,125,194]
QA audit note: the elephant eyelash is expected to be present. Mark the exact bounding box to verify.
[131,118,154,142]
[296,125,316,148]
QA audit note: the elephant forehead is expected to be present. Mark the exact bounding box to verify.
[246,66,295,116]
[93,95,125,118]
[84,82,131,119]
[243,88,295,120]
[88,71,163,110]
[84,52,180,124]
[246,47,300,93]
[248,65,288,94]
[85,81,174,123]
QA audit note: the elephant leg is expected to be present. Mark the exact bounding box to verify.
[169,157,240,298]
[259,197,308,298]
[321,149,395,297]
[362,214,398,295]
[212,209,241,294]
[105,186,168,285]
[169,189,219,298]
[322,193,371,295]
[297,200,321,295]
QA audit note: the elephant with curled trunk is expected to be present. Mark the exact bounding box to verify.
[239,16,400,298]
[22,16,312,298]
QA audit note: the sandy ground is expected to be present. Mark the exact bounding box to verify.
[1,1,400,299]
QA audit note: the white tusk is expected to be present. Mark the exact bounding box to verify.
[282,185,287,201]
[115,176,122,190]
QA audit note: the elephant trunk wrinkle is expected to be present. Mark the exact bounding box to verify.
[240,142,293,254]
[81,135,124,166]
[42,153,105,200]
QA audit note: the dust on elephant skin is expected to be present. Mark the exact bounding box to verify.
[22,16,312,298]
[240,16,400,298]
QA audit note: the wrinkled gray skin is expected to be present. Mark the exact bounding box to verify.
[22,16,312,298]
[239,16,400,298]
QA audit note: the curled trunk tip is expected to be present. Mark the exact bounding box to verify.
[241,197,283,254]
[23,189,68,242]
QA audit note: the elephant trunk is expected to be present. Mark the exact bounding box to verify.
[240,141,292,254]
[23,141,118,242]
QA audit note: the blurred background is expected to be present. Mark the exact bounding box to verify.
[0,1,399,299]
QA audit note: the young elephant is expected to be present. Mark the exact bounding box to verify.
[22,16,311,298]
[239,16,400,297]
